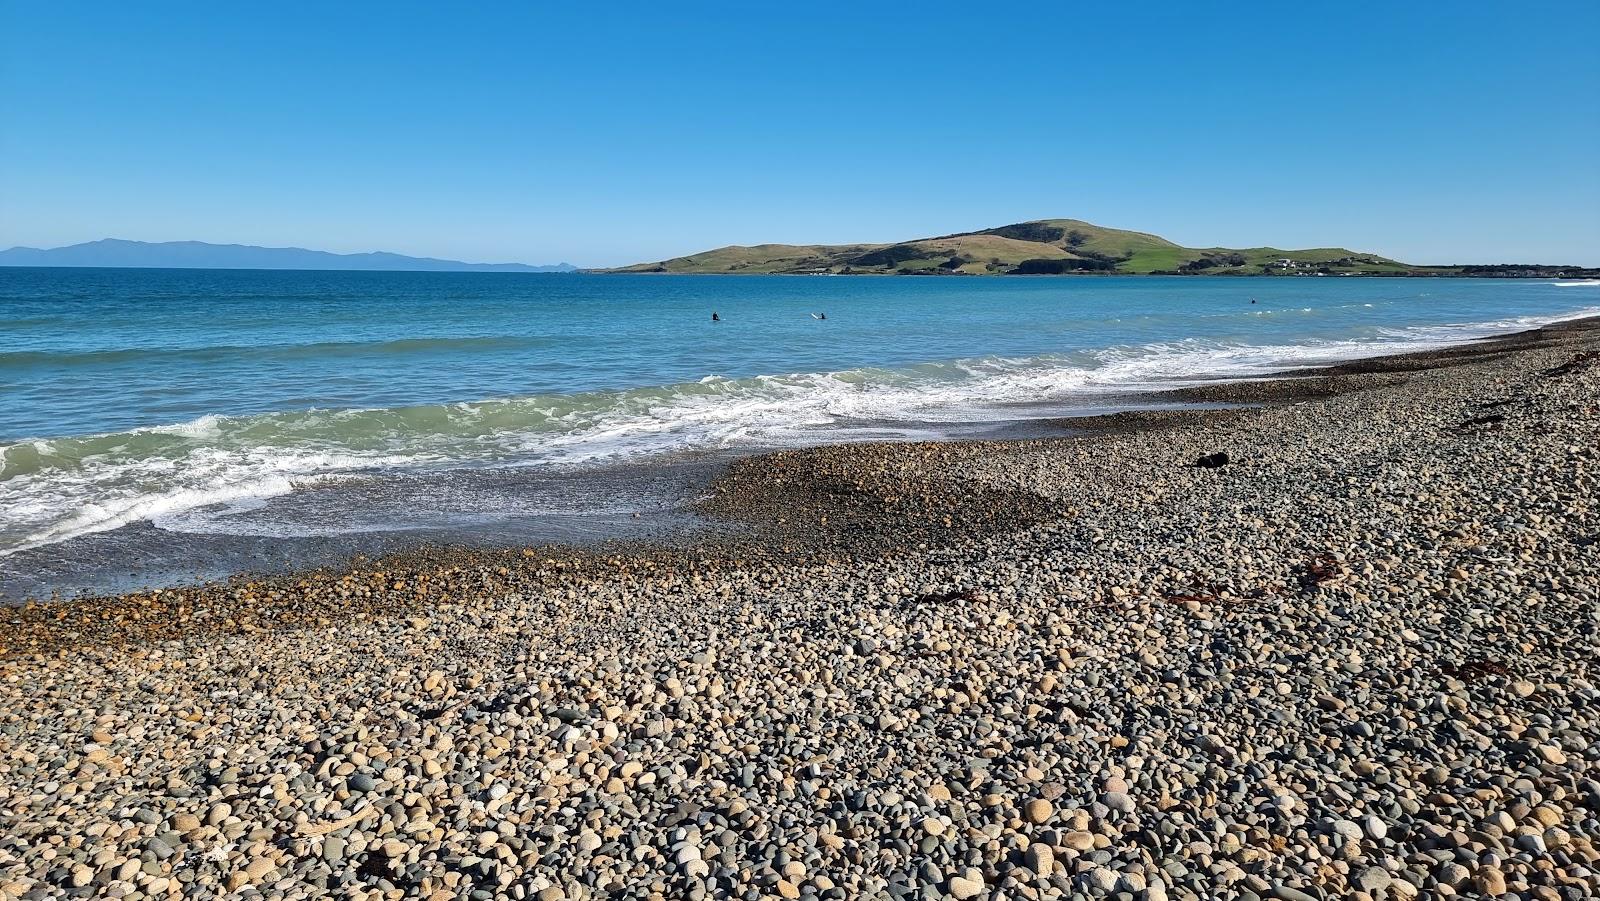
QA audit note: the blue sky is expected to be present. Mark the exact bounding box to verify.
[2,2,1597,267]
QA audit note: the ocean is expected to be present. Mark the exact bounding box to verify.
[2,267,1597,597]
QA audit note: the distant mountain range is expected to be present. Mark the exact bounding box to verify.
[0,239,575,272]
[605,218,1599,278]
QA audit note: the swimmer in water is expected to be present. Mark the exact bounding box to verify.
[811,312,826,320]
[711,312,720,321]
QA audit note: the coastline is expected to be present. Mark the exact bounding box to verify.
[591,270,1600,279]
[3,317,1596,636]
[1,318,1596,899]
[7,271,1597,598]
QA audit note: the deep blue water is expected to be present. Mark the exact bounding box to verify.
[2,267,1597,564]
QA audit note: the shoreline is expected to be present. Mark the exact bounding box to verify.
[6,277,1598,603]
[4,317,1595,639]
[0,316,1595,899]
[592,270,1600,279]
[5,314,1597,608]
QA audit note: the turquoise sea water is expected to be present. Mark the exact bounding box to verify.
[2,268,1598,576]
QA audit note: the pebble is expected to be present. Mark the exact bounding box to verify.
[1363,814,1387,841]
[1475,865,1508,894]
[1023,841,1053,876]
[948,868,986,899]
[1356,866,1391,892]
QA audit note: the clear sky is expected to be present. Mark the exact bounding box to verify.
[2,2,1597,267]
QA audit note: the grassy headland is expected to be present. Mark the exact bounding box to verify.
[602,218,1598,278]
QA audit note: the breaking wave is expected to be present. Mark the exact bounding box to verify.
[4,303,1596,555]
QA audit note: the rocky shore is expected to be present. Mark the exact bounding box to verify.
[2,320,1597,900]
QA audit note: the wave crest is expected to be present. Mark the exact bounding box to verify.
[3,304,1597,555]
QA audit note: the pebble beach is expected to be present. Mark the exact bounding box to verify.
[2,319,1597,901]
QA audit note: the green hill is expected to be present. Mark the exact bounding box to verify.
[605,218,1411,276]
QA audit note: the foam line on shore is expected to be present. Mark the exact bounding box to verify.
[2,306,1597,556]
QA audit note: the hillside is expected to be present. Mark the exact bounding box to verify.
[0,239,576,272]
[605,218,1411,276]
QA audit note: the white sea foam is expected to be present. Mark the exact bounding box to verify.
[143,413,226,440]
[0,446,417,555]
[4,304,1598,554]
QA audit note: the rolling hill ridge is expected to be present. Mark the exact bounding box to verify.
[605,218,1411,276]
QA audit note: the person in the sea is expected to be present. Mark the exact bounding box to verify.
[812,312,826,320]
[711,312,720,322]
